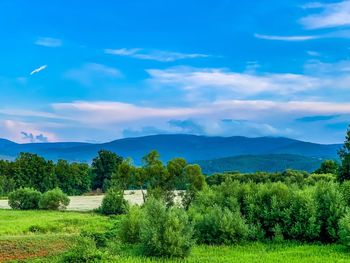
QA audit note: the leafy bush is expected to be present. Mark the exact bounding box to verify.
[191,205,248,245]
[339,211,350,249]
[140,198,194,258]
[100,187,128,215]
[283,189,319,241]
[119,205,143,244]
[305,173,336,185]
[243,183,292,239]
[81,230,110,248]
[340,180,350,207]
[39,187,70,210]
[314,182,346,242]
[8,188,41,210]
[62,237,107,263]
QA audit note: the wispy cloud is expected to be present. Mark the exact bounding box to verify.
[105,48,209,62]
[254,33,320,41]
[307,51,321,57]
[300,1,350,29]
[30,65,47,75]
[35,37,62,47]
[147,66,321,99]
[147,62,350,101]
[64,63,122,85]
[51,101,207,124]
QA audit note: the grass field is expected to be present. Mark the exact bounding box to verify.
[0,209,350,262]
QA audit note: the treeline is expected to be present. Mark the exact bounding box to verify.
[0,150,205,198]
[0,153,91,196]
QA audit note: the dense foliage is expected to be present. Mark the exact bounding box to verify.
[39,188,70,210]
[8,187,42,210]
[0,153,92,196]
[100,187,129,215]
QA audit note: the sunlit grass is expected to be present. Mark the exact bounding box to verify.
[0,209,112,236]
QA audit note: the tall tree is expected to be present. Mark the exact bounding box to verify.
[182,164,206,210]
[142,150,174,205]
[13,153,57,192]
[111,158,133,192]
[167,158,187,189]
[92,150,123,191]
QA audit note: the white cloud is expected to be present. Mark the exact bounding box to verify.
[307,51,321,56]
[147,67,321,98]
[300,1,350,29]
[254,33,320,41]
[105,48,209,62]
[64,63,122,85]
[147,63,350,102]
[2,97,350,143]
[52,101,208,124]
[30,65,47,75]
[35,37,62,47]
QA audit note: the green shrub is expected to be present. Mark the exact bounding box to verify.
[191,205,248,245]
[245,183,292,239]
[140,198,194,258]
[81,230,110,248]
[340,181,350,207]
[119,205,143,244]
[8,188,42,210]
[39,188,70,210]
[283,189,319,241]
[100,187,128,215]
[305,173,336,185]
[314,182,346,242]
[339,211,350,249]
[62,237,107,263]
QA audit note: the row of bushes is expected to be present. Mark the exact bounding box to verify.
[206,170,337,186]
[8,187,70,210]
[189,180,350,244]
[90,180,350,259]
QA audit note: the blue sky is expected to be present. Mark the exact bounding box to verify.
[1,0,350,143]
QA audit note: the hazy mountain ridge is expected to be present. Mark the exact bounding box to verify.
[0,135,341,166]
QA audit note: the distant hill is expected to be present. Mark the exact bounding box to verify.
[195,154,329,174]
[0,134,341,166]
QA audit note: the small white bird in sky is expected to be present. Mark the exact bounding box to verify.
[30,65,47,75]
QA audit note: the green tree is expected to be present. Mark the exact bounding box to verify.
[339,126,350,182]
[13,153,57,192]
[314,160,339,175]
[55,160,72,194]
[111,159,133,192]
[182,164,206,210]
[142,151,176,206]
[132,167,147,202]
[92,150,123,191]
[167,158,187,189]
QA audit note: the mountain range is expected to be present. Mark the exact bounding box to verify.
[0,134,341,174]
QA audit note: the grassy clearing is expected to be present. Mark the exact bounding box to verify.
[30,242,350,263]
[1,210,349,262]
[0,209,112,236]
